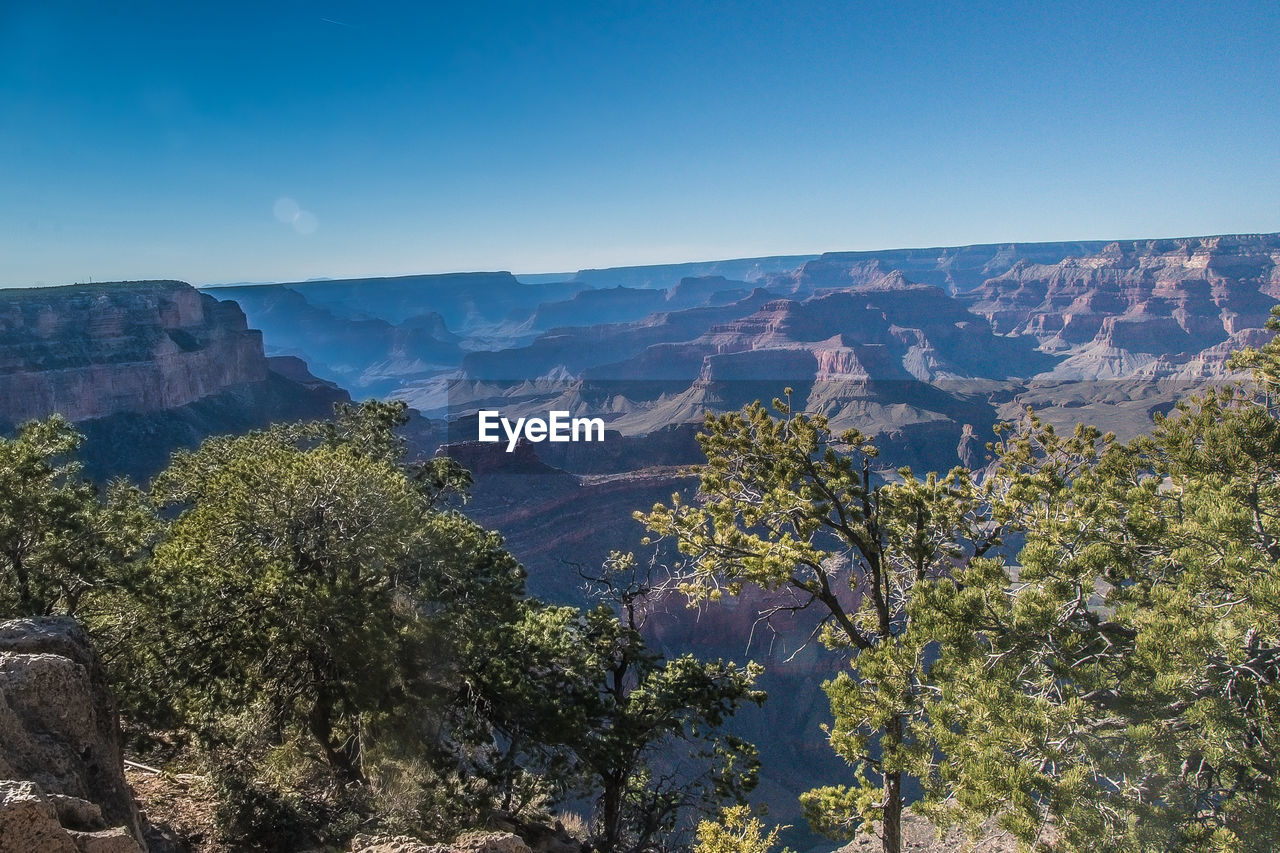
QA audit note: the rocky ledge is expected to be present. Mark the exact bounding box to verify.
[350,827,582,853]
[0,280,351,483]
[0,617,145,851]
[0,281,269,424]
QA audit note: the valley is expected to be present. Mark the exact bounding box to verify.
[3,232,1278,851]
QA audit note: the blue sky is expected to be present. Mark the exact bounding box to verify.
[2,0,1278,286]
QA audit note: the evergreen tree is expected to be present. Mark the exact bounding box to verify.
[575,601,763,853]
[466,557,765,853]
[127,402,523,789]
[915,315,1280,851]
[639,393,1001,853]
[0,415,148,617]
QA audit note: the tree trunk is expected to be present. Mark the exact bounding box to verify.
[12,550,31,613]
[498,736,521,812]
[882,715,903,853]
[600,775,623,853]
[883,769,902,853]
[309,690,365,786]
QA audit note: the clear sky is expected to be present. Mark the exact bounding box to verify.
[2,0,1278,287]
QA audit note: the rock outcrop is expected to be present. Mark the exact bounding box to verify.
[835,809,1022,852]
[531,286,666,330]
[351,833,531,853]
[0,280,351,483]
[962,234,1280,378]
[350,827,585,853]
[0,618,144,852]
[0,281,267,424]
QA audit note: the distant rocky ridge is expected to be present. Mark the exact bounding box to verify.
[209,235,1280,432]
[757,240,1114,295]
[961,234,1280,379]
[460,288,776,382]
[562,254,818,291]
[0,280,348,482]
[235,271,582,328]
[197,283,464,398]
[451,236,1277,466]
[205,272,597,399]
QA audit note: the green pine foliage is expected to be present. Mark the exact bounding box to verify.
[639,392,1003,853]
[913,312,1280,851]
[0,414,150,617]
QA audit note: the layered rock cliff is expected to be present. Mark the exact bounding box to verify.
[0,280,349,482]
[0,281,267,424]
[962,234,1280,378]
[757,240,1113,295]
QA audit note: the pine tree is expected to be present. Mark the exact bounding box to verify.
[128,402,523,787]
[0,415,148,617]
[639,393,1002,853]
[915,313,1280,851]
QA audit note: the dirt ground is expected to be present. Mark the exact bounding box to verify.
[127,764,229,853]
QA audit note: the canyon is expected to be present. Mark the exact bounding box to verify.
[211,235,1280,443]
[3,232,1279,851]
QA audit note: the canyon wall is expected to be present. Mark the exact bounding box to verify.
[0,280,349,482]
[961,234,1280,378]
[0,281,268,425]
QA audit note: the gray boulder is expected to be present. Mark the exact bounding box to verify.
[0,617,144,851]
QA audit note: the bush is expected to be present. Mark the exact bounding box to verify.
[212,766,367,852]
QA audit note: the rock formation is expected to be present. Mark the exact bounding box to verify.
[961,234,1280,378]
[0,280,350,483]
[210,272,586,332]
[569,254,815,291]
[209,235,1280,421]
[461,289,774,381]
[198,284,465,397]
[0,281,266,425]
[530,286,666,330]
[757,240,1112,295]
[351,832,532,853]
[350,826,586,853]
[0,617,144,852]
